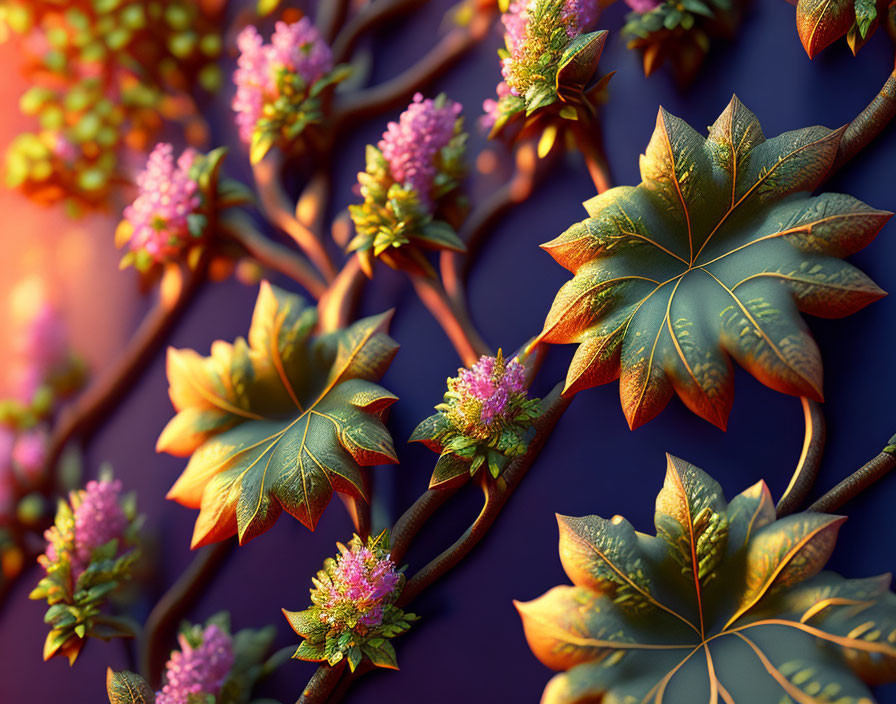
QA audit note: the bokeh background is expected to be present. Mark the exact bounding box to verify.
[1,0,895,701]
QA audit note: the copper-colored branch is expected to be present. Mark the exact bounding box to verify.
[252,153,337,282]
[296,661,347,704]
[317,0,352,44]
[832,68,896,175]
[220,217,327,299]
[410,274,490,367]
[331,0,428,64]
[808,435,896,514]
[333,16,493,129]
[398,384,570,607]
[390,487,460,565]
[776,397,826,517]
[317,254,367,332]
[139,539,236,687]
[572,108,613,195]
[38,256,209,496]
[441,139,542,306]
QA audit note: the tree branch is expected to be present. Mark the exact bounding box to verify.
[410,273,490,367]
[252,153,337,282]
[219,216,327,299]
[333,13,494,129]
[139,539,236,687]
[317,254,367,333]
[38,256,209,497]
[331,0,428,64]
[808,434,896,514]
[776,397,826,517]
[398,384,570,606]
[832,66,896,174]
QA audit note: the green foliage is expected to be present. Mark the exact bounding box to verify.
[348,96,467,278]
[30,473,142,665]
[517,455,896,703]
[249,64,351,165]
[158,282,399,547]
[537,96,889,429]
[283,532,417,673]
[622,0,737,84]
[1,0,225,209]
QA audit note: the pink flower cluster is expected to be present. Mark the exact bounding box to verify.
[326,543,400,628]
[123,143,200,263]
[0,425,49,522]
[232,20,333,143]
[156,624,234,704]
[500,0,599,96]
[43,478,129,580]
[626,0,661,11]
[378,93,461,209]
[13,301,71,402]
[454,355,526,425]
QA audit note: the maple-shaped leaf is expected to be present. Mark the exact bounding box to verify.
[516,454,896,704]
[157,281,399,547]
[536,96,890,429]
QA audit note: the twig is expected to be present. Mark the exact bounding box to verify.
[409,273,490,367]
[572,107,613,194]
[333,14,494,129]
[139,539,236,687]
[297,384,571,704]
[296,661,346,704]
[331,0,428,64]
[252,153,337,282]
[37,256,209,497]
[808,435,896,514]
[398,384,570,606]
[317,254,367,332]
[390,487,461,564]
[441,139,543,307]
[317,0,352,43]
[219,216,327,299]
[832,67,896,174]
[776,397,826,517]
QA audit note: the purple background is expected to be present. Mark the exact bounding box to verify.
[2,0,896,701]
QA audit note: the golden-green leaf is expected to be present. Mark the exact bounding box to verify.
[517,456,896,703]
[158,281,399,547]
[537,96,890,429]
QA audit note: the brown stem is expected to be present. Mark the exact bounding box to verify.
[333,14,494,129]
[572,108,613,194]
[219,216,327,299]
[317,254,367,332]
[296,661,346,704]
[398,384,571,607]
[776,397,826,517]
[139,539,236,687]
[317,0,352,43]
[252,153,337,282]
[832,68,896,174]
[409,274,490,367]
[808,435,896,514]
[441,139,543,307]
[37,256,209,496]
[389,487,460,565]
[332,0,428,64]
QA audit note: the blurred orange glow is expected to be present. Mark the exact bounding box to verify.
[0,41,137,396]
